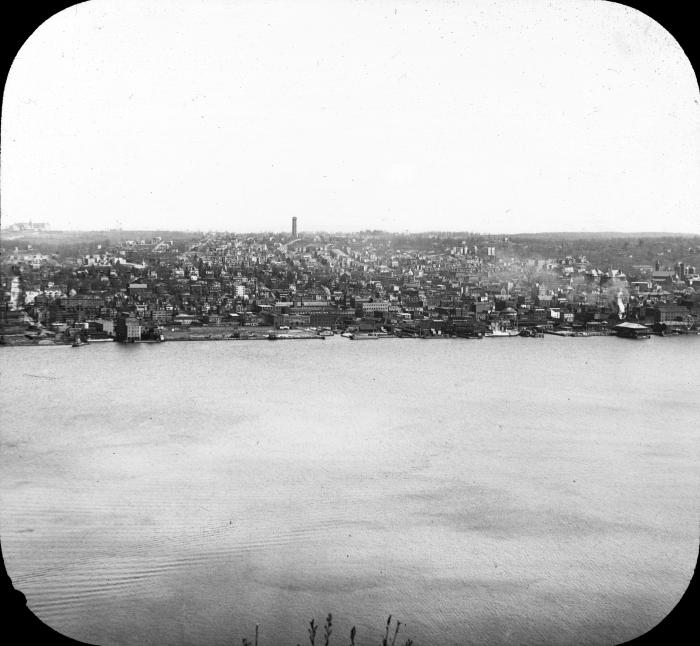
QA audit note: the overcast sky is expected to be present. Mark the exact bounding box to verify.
[2,0,699,233]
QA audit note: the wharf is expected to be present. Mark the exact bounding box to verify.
[542,328,613,337]
[267,335,325,341]
[162,331,323,342]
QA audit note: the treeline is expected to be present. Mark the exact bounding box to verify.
[504,234,700,271]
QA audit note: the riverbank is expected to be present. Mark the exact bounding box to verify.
[161,325,323,342]
[2,327,697,347]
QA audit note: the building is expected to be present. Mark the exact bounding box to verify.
[173,313,197,326]
[651,271,675,288]
[96,318,115,335]
[647,304,691,324]
[646,304,693,334]
[5,221,49,232]
[289,307,341,328]
[613,322,650,339]
[115,314,142,342]
[292,217,297,238]
[361,301,390,314]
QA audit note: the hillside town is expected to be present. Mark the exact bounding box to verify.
[1,221,699,345]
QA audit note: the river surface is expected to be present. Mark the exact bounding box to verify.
[1,335,698,645]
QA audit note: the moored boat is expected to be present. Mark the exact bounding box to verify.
[485,328,519,337]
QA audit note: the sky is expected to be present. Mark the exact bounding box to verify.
[2,0,699,234]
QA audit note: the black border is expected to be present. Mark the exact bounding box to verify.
[1,1,698,644]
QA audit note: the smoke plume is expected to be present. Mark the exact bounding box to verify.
[603,277,629,319]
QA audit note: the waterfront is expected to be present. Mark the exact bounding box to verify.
[1,335,698,645]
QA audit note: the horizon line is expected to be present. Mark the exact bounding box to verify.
[2,228,700,237]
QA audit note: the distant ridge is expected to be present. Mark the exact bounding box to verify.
[2,229,699,239]
[508,232,700,239]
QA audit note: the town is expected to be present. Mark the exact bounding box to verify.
[1,220,699,345]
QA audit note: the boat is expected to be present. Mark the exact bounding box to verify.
[340,331,355,339]
[454,329,484,339]
[71,338,84,347]
[485,328,519,337]
[518,328,545,337]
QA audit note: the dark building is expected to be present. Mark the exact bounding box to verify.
[648,304,691,324]
[646,304,693,334]
[115,313,141,342]
[292,217,297,238]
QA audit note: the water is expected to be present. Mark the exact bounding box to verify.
[1,335,698,645]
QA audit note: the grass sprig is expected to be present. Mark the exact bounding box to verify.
[246,613,414,645]
[323,613,333,646]
[308,618,318,646]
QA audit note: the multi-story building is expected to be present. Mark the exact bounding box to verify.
[115,314,141,342]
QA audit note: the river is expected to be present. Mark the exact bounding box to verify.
[1,335,698,645]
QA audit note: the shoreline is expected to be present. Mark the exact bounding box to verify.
[1,330,697,347]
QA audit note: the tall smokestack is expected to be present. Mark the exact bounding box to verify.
[292,217,297,238]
